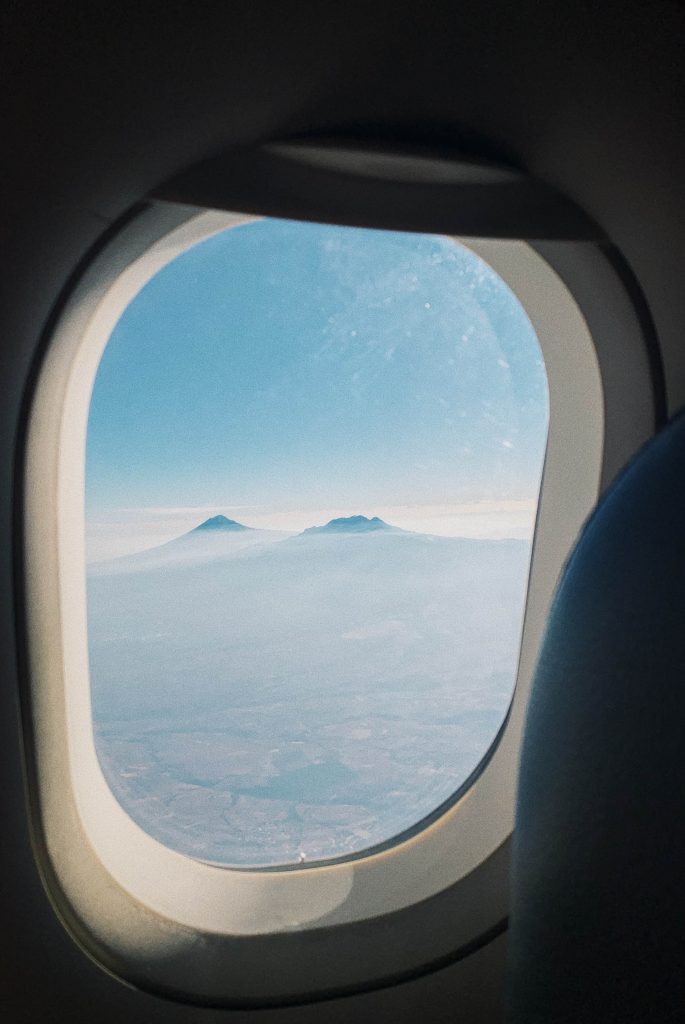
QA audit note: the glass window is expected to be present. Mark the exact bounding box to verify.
[86,219,548,867]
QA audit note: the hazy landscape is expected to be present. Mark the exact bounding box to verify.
[87,514,530,867]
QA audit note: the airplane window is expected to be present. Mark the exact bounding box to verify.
[85,218,548,868]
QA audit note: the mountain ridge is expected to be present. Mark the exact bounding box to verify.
[301,515,396,537]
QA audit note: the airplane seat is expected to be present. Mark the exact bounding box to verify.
[507,409,685,1023]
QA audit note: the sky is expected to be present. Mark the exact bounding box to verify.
[86,218,548,559]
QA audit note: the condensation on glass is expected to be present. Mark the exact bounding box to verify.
[85,218,549,868]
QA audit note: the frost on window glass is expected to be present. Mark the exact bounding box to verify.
[86,220,548,867]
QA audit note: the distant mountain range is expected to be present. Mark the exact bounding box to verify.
[88,515,406,574]
[185,513,398,539]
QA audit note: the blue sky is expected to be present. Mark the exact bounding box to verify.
[86,219,548,557]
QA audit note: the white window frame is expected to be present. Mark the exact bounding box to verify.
[21,202,656,1004]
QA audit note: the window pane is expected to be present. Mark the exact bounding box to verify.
[86,219,548,867]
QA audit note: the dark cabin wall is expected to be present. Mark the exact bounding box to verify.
[1,3,683,1021]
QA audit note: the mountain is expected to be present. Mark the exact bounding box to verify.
[301,515,395,536]
[89,516,288,575]
[190,515,251,533]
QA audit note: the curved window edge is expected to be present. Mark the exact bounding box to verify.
[19,201,655,1004]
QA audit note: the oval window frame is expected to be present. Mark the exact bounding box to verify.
[20,201,655,1004]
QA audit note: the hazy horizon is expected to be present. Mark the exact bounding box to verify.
[86,498,540,562]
